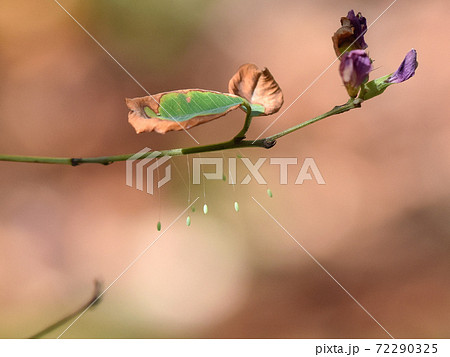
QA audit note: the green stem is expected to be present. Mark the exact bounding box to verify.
[0,138,271,165]
[233,100,253,142]
[0,99,361,166]
[266,98,361,141]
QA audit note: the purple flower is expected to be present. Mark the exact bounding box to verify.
[339,50,372,97]
[387,49,418,83]
[332,10,368,57]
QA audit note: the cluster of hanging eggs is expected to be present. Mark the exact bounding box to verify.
[156,188,272,231]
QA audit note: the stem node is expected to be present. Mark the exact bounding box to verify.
[70,158,81,166]
[263,139,277,149]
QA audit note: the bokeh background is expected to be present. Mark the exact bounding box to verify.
[1,0,449,338]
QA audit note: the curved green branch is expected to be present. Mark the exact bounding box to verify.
[0,99,361,166]
[233,100,253,142]
[266,98,361,141]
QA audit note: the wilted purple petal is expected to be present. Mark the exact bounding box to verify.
[387,49,418,83]
[340,50,372,97]
[347,10,368,50]
[332,10,368,57]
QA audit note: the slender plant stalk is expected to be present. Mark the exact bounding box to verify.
[232,100,253,142]
[29,280,102,339]
[0,99,360,166]
[266,98,361,141]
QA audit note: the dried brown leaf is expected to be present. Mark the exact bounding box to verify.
[228,64,283,115]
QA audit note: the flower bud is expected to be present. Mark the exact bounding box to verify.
[360,49,419,101]
[386,49,418,84]
[339,50,372,97]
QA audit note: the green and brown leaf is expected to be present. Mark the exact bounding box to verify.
[126,64,283,134]
[126,89,245,134]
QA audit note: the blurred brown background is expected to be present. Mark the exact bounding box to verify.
[0,0,449,338]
